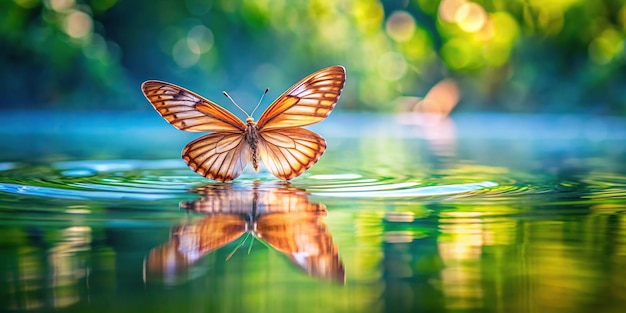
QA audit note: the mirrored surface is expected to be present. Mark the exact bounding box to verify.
[1,112,625,313]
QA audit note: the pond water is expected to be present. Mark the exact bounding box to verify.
[1,111,625,313]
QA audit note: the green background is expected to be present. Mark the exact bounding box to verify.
[2,0,626,114]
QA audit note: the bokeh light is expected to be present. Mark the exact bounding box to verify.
[385,11,416,42]
[439,0,466,23]
[172,38,200,68]
[187,25,214,54]
[63,9,93,39]
[1,0,625,114]
[589,28,624,65]
[455,2,486,33]
[47,0,74,12]
[378,52,408,81]
[441,37,476,70]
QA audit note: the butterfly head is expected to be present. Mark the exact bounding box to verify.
[246,116,256,125]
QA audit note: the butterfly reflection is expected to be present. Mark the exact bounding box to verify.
[144,183,344,284]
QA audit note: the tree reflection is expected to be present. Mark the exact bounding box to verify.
[144,182,344,285]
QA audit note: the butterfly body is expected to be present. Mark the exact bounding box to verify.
[142,66,346,182]
[243,117,261,172]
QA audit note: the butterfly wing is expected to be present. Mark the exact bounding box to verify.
[142,80,246,132]
[256,206,345,282]
[182,132,249,182]
[255,66,346,130]
[257,128,326,180]
[175,215,246,258]
[143,214,245,284]
[182,184,255,214]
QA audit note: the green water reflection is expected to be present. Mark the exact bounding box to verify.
[1,113,626,312]
[145,183,344,285]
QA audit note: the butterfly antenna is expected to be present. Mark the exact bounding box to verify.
[247,236,255,255]
[225,233,250,261]
[250,88,269,118]
[223,91,250,118]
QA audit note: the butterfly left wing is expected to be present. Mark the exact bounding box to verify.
[143,214,246,283]
[174,215,246,258]
[256,66,346,130]
[257,127,326,180]
[182,132,250,182]
[142,80,246,132]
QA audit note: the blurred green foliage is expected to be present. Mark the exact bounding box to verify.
[1,0,626,114]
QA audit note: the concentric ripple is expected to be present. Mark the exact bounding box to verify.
[0,159,199,200]
[306,173,498,198]
[0,159,502,201]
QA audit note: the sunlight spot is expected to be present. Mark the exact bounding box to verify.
[589,29,624,64]
[353,1,385,33]
[490,12,519,44]
[173,38,200,68]
[63,10,93,39]
[187,25,214,54]
[318,17,351,48]
[378,52,407,81]
[385,11,416,42]
[439,0,466,23]
[441,38,474,70]
[48,0,74,12]
[83,34,109,61]
[455,2,487,33]
[476,18,495,41]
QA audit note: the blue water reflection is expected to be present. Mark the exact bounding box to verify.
[1,112,625,312]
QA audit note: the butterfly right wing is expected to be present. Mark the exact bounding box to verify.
[182,132,250,182]
[257,127,327,180]
[255,66,345,130]
[142,80,246,132]
[257,204,345,282]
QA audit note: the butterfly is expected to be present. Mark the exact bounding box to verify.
[141,66,346,182]
[144,183,344,284]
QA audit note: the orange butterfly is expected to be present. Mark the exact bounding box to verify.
[142,66,346,182]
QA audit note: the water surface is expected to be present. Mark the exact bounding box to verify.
[1,112,625,313]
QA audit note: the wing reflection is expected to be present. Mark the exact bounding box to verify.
[144,183,344,284]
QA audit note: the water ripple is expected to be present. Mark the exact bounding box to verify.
[310,180,498,198]
[0,159,198,200]
[0,159,503,201]
[0,183,173,201]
